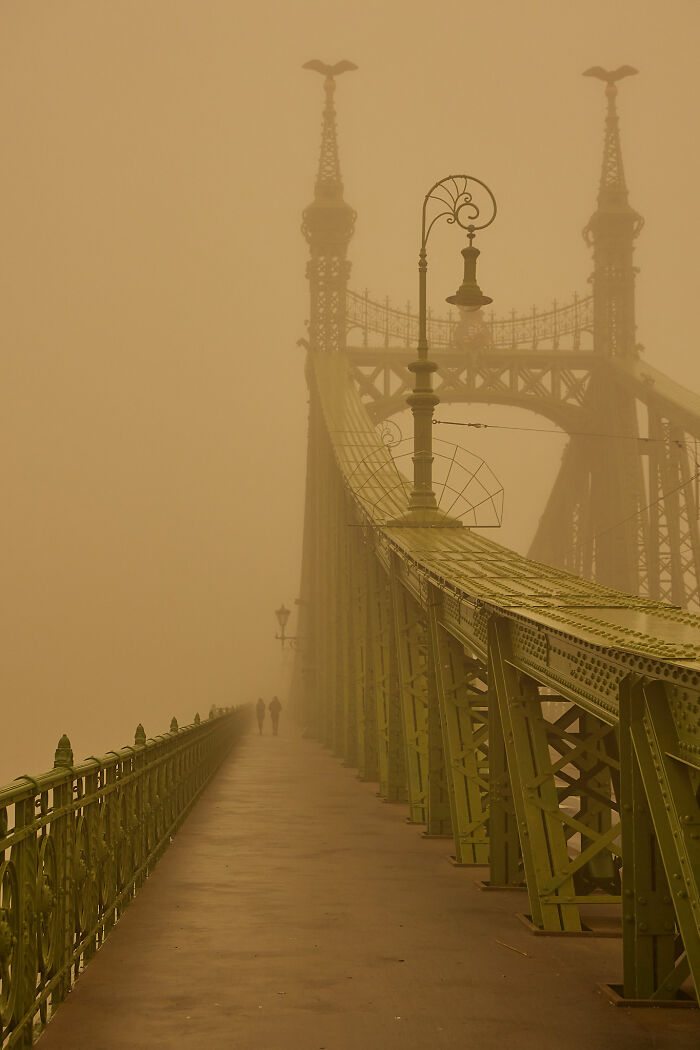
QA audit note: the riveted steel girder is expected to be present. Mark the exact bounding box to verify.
[389,557,429,824]
[427,587,490,864]
[620,676,700,1001]
[488,617,582,931]
[299,348,700,1002]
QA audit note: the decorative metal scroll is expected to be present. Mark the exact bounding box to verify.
[0,707,250,1048]
[346,288,593,351]
[421,174,497,247]
[375,419,402,448]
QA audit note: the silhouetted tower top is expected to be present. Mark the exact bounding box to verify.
[302,60,357,353]
[583,66,643,359]
[304,59,356,201]
[585,65,641,214]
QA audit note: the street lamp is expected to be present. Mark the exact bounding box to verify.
[389,175,496,527]
[275,604,301,649]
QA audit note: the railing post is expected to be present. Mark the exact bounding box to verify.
[52,735,74,1010]
[11,789,38,1049]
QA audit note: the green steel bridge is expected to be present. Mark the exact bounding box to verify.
[2,64,700,1047]
[293,61,700,1007]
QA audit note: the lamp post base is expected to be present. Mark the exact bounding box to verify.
[386,507,464,528]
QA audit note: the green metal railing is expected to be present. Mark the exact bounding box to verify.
[0,705,250,1048]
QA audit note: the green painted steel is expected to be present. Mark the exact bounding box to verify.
[620,677,700,1001]
[0,707,249,1048]
[304,349,700,997]
[296,63,700,1005]
[390,560,429,824]
[427,587,489,865]
[488,617,582,932]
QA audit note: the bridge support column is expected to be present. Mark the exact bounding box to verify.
[314,425,336,749]
[427,589,489,864]
[488,617,582,931]
[340,516,364,769]
[356,539,379,782]
[619,676,700,1002]
[487,669,523,887]
[390,561,428,823]
[332,482,349,760]
[369,559,406,802]
[424,649,453,837]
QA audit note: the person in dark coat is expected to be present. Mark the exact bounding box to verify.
[269,696,282,736]
[255,697,265,735]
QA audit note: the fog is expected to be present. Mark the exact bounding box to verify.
[2,0,699,782]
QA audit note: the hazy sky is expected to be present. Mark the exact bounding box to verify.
[2,0,699,781]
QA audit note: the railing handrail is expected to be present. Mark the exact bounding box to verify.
[0,704,251,1048]
[0,712,230,808]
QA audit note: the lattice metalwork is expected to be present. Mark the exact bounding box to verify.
[298,343,700,1004]
[346,288,593,352]
[296,62,700,1008]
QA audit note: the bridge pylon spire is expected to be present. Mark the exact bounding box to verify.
[583,65,643,359]
[302,59,357,354]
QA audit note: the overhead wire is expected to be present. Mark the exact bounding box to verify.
[433,420,700,531]
[433,419,684,447]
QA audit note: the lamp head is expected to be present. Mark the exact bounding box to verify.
[446,244,492,312]
[275,604,291,630]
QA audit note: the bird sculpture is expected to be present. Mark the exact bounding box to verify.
[583,65,638,83]
[303,59,358,78]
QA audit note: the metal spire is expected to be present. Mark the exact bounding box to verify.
[301,61,357,354]
[583,66,643,361]
[303,60,357,203]
[583,65,638,211]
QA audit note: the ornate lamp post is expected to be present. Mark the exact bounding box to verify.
[275,604,301,649]
[390,175,496,526]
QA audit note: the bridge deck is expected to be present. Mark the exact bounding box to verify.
[37,731,697,1050]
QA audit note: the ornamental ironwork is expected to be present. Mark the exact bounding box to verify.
[0,707,249,1047]
[345,288,594,352]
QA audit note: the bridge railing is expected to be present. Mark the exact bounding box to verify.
[0,705,251,1049]
[345,288,594,351]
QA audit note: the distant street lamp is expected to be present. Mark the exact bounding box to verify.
[274,604,301,649]
[389,175,496,526]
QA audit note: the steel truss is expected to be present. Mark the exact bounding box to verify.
[296,63,700,1007]
[296,364,700,1005]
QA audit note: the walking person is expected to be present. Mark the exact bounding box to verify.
[269,695,282,736]
[255,697,265,735]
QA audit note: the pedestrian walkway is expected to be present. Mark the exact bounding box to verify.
[37,729,698,1050]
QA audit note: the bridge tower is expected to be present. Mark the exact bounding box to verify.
[529,67,648,595]
[295,61,358,736]
[301,59,357,354]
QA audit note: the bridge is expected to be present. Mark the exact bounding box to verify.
[2,63,700,1048]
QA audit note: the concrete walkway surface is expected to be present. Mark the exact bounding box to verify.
[37,729,698,1050]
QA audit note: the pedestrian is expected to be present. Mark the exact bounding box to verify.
[269,695,282,736]
[255,697,265,735]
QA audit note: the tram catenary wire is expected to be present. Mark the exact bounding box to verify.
[433,420,700,533]
[433,419,684,447]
